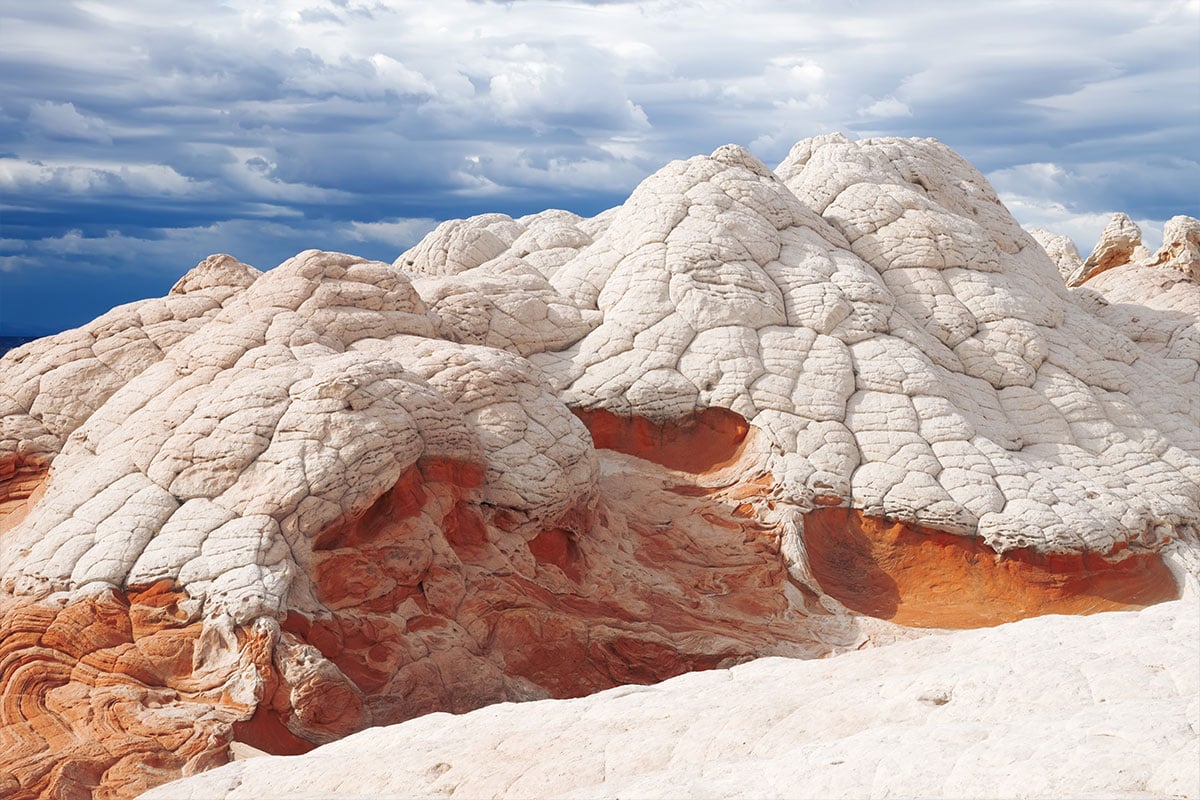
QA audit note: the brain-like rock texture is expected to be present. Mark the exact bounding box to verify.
[1,136,1197,799]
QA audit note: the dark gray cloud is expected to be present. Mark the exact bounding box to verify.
[1,0,1196,333]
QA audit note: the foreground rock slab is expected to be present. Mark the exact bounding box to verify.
[144,590,1200,800]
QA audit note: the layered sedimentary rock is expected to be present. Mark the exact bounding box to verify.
[1,136,1197,799]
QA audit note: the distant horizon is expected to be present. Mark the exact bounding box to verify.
[3,0,1197,336]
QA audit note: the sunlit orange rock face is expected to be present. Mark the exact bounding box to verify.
[803,507,1178,628]
[572,407,751,473]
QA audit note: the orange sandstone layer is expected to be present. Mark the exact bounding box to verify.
[803,507,1179,628]
[572,407,750,473]
[0,456,49,536]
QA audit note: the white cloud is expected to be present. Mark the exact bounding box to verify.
[859,96,911,119]
[482,42,651,132]
[345,217,438,246]
[28,101,112,143]
[219,153,355,203]
[369,54,437,96]
[1028,65,1200,127]
[2,0,1197,332]
[604,40,671,79]
[999,193,1165,255]
[4,216,425,277]
[0,159,206,196]
[8,0,1196,194]
[988,162,1072,199]
[719,56,828,117]
[987,156,1190,253]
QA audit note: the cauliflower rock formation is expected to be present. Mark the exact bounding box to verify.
[0,136,1196,799]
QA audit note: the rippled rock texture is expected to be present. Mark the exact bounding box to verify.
[1,135,1196,799]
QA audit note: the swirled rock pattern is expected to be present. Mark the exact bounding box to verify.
[0,136,1196,799]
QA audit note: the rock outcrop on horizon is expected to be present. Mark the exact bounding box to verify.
[0,135,1197,800]
[1028,227,1083,281]
[1062,212,1200,287]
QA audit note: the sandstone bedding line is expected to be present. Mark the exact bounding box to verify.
[0,135,1196,799]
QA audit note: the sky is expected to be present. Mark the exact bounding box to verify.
[1,0,1197,335]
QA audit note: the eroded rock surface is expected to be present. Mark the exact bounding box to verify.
[1,136,1196,799]
[1145,215,1200,281]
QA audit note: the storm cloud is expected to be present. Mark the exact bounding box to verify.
[1,0,1197,333]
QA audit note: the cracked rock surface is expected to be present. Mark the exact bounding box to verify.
[0,136,1196,799]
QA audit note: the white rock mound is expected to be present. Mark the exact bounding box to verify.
[5,137,1197,626]
[1029,227,1083,281]
[0,134,1196,800]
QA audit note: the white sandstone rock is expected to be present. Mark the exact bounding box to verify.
[1030,227,1084,281]
[4,137,1199,629]
[3,134,1198,800]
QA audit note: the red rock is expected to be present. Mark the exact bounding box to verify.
[572,407,750,473]
[0,456,48,536]
[274,444,821,739]
[803,507,1179,628]
[0,590,246,800]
